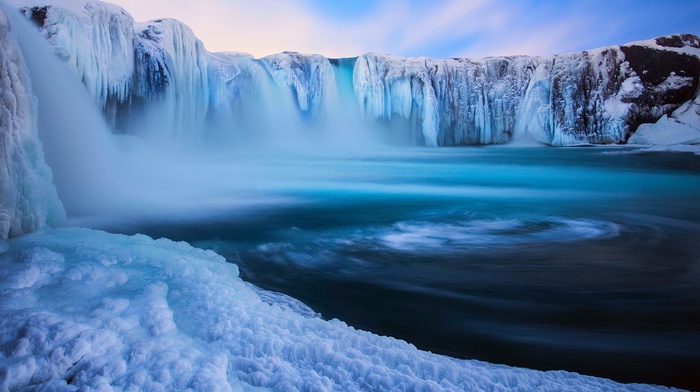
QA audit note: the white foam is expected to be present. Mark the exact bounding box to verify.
[380,218,620,252]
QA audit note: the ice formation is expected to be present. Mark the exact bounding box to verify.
[12,1,700,148]
[353,43,699,146]
[0,3,63,239]
[260,52,338,119]
[0,1,696,389]
[131,18,210,144]
[0,227,677,391]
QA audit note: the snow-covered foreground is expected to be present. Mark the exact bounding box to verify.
[0,228,677,391]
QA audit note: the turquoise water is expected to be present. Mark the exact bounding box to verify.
[116,146,700,389]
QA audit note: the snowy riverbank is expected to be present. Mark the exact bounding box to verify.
[0,227,680,391]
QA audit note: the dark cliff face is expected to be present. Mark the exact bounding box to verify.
[621,37,700,137]
[25,6,48,27]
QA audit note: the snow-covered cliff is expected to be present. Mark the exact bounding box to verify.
[17,1,212,143]
[131,18,210,144]
[0,4,64,239]
[21,1,134,117]
[260,52,338,119]
[1,2,698,390]
[14,1,700,147]
[354,39,700,146]
[2,226,678,391]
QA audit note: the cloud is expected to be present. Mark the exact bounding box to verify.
[108,0,315,55]
[101,0,700,59]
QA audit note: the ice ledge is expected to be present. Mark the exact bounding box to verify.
[0,227,679,391]
[0,3,65,239]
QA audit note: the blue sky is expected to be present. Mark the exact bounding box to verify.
[108,0,700,59]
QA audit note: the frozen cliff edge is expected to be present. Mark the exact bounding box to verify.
[0,227,680,391]
[0,3,64,239]
[626,36,700,146]
[0,2,691,389]
[354,36,700,146]
[14,0,341,146]
[13,0,700,147]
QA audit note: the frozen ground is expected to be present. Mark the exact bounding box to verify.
[0,228,680,391]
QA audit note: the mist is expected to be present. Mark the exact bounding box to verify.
[6,7,394,230]
[4,2,700,389]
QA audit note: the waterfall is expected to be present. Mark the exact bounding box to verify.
[4,4,121,217]
[4,1,699,228]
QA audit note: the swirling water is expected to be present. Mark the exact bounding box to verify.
[114,146,700,389]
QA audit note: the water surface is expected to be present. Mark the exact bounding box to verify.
[112,146,700,389]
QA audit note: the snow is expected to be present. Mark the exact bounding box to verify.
[0,3,64,239]
[380,217,620,252]
[624,34,700,59]
[9,1,700,148]
[604,75,643,119]
[0,227,677,391]
[14,0,136,114]
[628,89,700,145]
[131,18,210,144]
[352,48,644,146]
[0,1,697,389]
[627,115,700,145]
[260,52,338,118]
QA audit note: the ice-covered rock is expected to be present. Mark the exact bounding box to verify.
[13,1,213,144]
[0,3,64,239]
[11,1,700,147]
[205,51,270,140]
[131,18,209,144]
[619,36,700,130]
[0,227,676,391]
[354,42,699,146]
[16,0,135,122]
[260,52,338,119]
[354,54,541,146]
[206,51,262,118]
[628,89,700,145]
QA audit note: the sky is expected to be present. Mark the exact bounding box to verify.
[95,0,700,59]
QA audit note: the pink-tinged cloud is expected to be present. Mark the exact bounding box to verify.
[36,0,700,59]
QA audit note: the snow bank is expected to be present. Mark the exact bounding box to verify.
[14,0,135,115]
[0,3,64,239]
[0,228,676,391]
[628,89,700,145]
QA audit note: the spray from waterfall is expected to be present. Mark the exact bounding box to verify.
[2,5,382,229]
[4,3,121,218]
